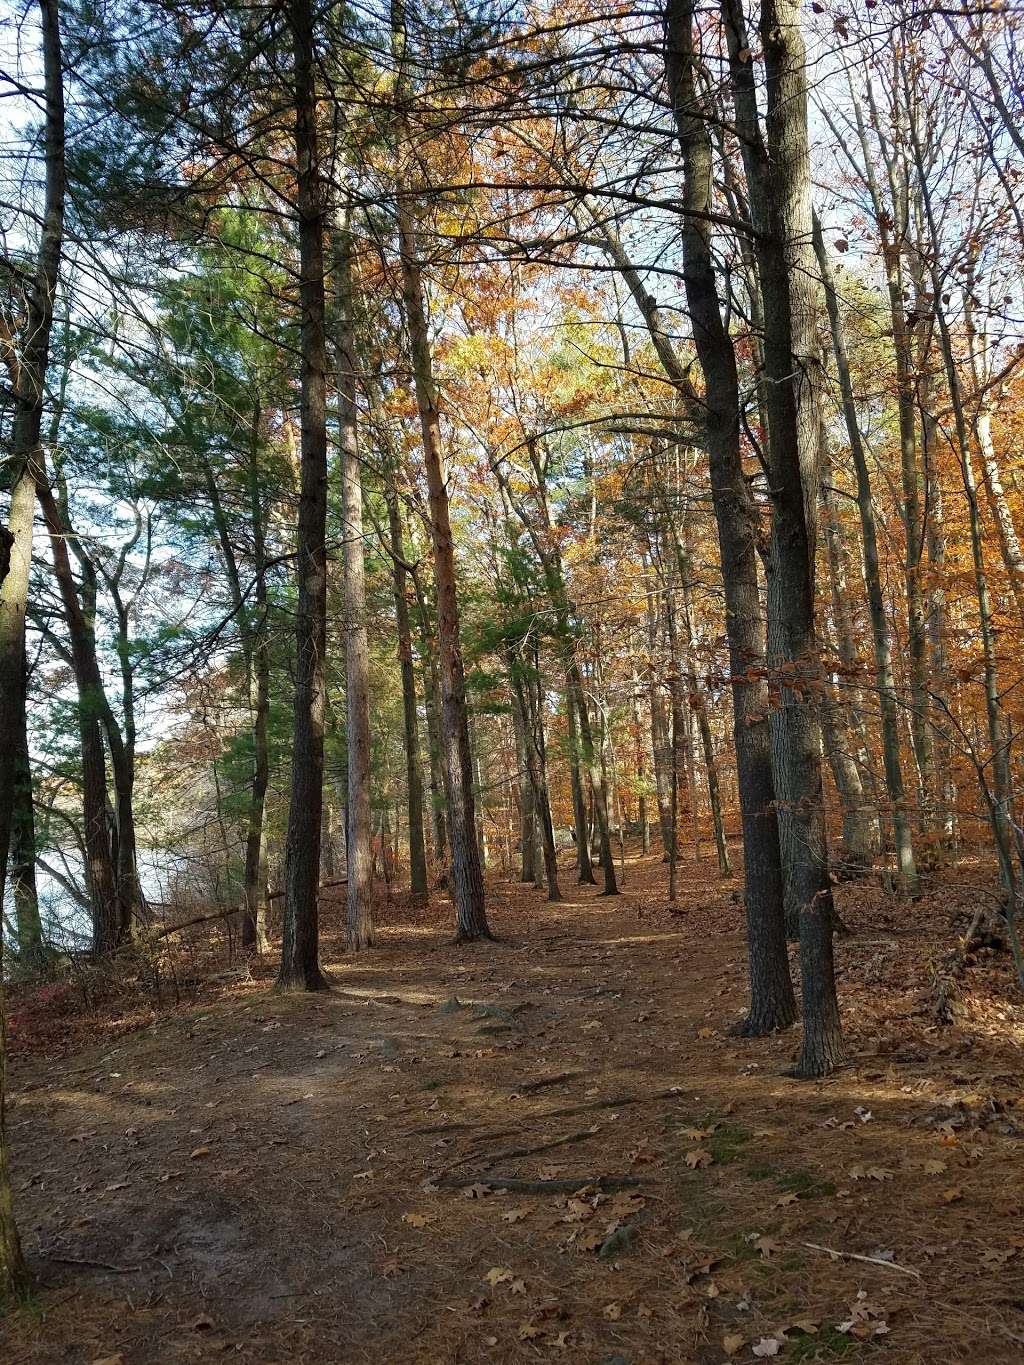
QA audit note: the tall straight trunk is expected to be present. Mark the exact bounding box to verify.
[565,683,595,882]
[813,219,917,891]
[0,0,64,1298]
[905,98,1015,899]
[745,0,844,1075]
[33,483,131,943]
[387,491,429,898]
[646,591,674,860]
[395,204,489,942]
[511,682,537,882]
[335,215,374,949]
[244,426,272,950]
[664,0,796,1033]
[11,650,43,964]
[847,89,935,821]
[413,582,447,869]
[818,451,873,869]
[671,510,731,876]
[472,722,489,872]
[277,0,330,990]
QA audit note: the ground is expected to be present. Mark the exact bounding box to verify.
[3,845,1024,1364]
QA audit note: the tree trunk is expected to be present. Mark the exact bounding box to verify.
[0,0,64,1298]
[11,650,44,966]
[413,584,448,872]
[395,193,489,942]
[743,0,844,1075]
[511,653,562,901]
[813,218,917,891]
[664,0,796,1033]
[335,214,374,950]
[277,0,330,990]
[512,683,537,882]
[387,491,429,899]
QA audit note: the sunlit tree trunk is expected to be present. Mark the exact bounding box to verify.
[335,213,374,950]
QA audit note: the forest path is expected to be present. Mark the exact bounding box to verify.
[3,847,1024,1363]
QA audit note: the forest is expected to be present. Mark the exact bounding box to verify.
[2,0,1024,1360]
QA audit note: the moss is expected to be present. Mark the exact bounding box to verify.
[786,1325,862,1361]
[746,1163,835,1200]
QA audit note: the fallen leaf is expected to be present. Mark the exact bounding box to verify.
[685,1148,713,1169]
[518,1322,542,1340]
[189,1146,210,1160]
[722,1333,745,1357]
[509,1278,527,1295]
[774,1191,799,1208]
[401,1212,434,1228]
[754,1236,779,1259]
[790,1316,819,1334]
[484,1267,513,1287]
[752,1338,783,1357]
[463,1182,491,1199]
[941,1186,964,1204]
[697,1027,715,1039]
[603,1303,622,1321]
[920,1159,946,1175]
[502,1206,531,1223]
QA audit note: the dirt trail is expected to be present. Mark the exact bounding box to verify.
[3,849,1024,1363]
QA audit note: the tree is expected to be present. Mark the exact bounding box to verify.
[277,0,331,990]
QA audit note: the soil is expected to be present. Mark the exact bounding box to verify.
[3,845,1024,1364]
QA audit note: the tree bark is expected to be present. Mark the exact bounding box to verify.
[387,490,429,899]
[813,218,917,892]
[335,214,374,949]
[0,0,65,1298]
[664,0,796,1033]
[277,0,330,990]
[742,0,844,1074]
[395,177,489,942]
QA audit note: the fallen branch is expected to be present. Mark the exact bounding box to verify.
[459,1125,601,1170]
[514,1071,588,1094]
[802,1242,922,1279]
[42,1252,143,1273]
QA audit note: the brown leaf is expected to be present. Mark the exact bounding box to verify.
[189,1146,210,1160]
[463,1182,491,1199]
[941,1186,964,1204]
[502,1206,531,1223]
[685,1148,713,1169]
[723,1333,745,1357]
[401,1212,434,1228]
